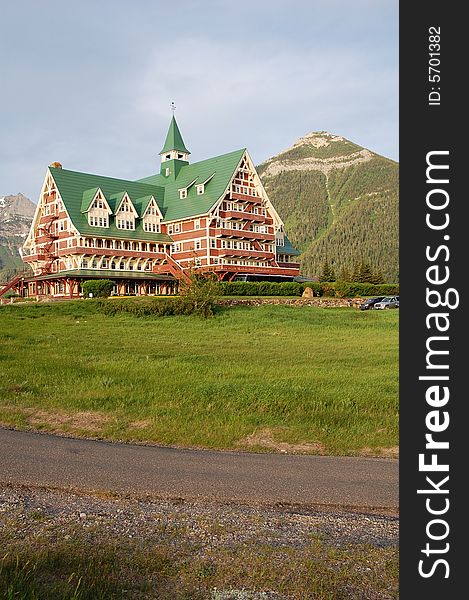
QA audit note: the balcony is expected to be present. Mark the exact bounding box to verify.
[219,210,272,224]
[214,248,275,259]
[277,261,301,269]
[210,264,300,277]
[23,253,47,262]
[213,228,275,241]
[231,192,263,204]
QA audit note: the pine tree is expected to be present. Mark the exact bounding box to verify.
[339,266,351,281]
[359,262,374,283]
[370,268,384,285]
[320,260,335,282]
[351,262,361,282]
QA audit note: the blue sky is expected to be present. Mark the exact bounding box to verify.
[0,0,398,202]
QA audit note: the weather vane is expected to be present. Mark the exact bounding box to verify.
[170,101,176,114]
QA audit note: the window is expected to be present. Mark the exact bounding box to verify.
[210,239,216,249]
[168,224,173,234]
[195,240,201,250]
[179,189,187,199]
[116,218,134,230]
[174,243,181,252]
[174,223,181,233]
[196,184,204,195]
[194,219,200,230]
[144,222,160,232]
[165,167,170,176]
[177,153,184,159]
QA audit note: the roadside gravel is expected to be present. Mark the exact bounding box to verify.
[1,483,398,550]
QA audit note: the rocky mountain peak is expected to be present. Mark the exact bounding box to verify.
[0,193,36,221]
[290,131,347,149]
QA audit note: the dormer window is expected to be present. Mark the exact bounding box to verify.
[142,198,161,233]
[196,184,204,195]
[114,193,137,230]
[179,189,187,199]
[87,192,110,228]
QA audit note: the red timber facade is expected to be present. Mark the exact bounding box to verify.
[9,116,299,299]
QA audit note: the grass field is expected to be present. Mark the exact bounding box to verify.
[0,301,398,456]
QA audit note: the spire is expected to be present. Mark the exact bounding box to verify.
[159,115,190,156]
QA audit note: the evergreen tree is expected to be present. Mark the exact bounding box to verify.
[359,262,374,283]
[339,266,352,281]
[370,268,384,285]
[351,262,361,282]
[320,260,335,282]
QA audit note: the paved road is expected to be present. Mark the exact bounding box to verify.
[0,428,398,511]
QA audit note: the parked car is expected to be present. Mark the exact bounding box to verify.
[359,296,385,310]
[374,296,399,310]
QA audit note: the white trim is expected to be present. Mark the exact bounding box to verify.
[114,192,138,217]
[141,196,163,219]
[201,172,216,186]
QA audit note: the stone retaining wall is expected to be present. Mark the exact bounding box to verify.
[216,297,364,308]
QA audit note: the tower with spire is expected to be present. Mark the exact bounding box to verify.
[159,115,190,179]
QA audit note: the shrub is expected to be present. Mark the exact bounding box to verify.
[96,271,220,318]
[81,279,114,298]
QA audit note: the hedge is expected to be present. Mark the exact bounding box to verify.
[218,280,398,298]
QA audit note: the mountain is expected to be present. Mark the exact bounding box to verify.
[257,132,399,282]
[0,193,36,279]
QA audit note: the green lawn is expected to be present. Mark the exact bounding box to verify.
[0,301,398,455]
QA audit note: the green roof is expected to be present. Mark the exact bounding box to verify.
[160,116,190,155]
[50,147,245,232]
[81,187,99,213]
[278,235,300,256]
[138,148,245,221]
[49,167,171,242]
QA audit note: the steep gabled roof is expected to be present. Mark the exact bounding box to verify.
[48,147,246,237]
[135,195,162,218]
[81,187,100,213]
[138,148,246,221]
[159,116,190,155]
[49,167,170,242]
